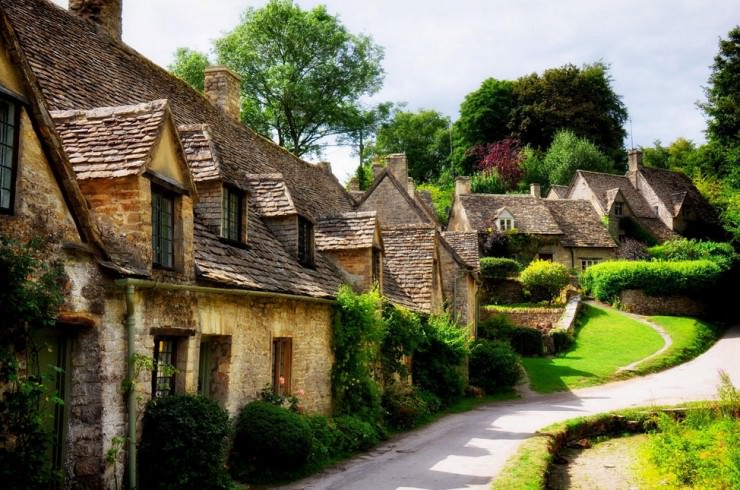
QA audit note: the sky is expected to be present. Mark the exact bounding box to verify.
[51,0,739,183]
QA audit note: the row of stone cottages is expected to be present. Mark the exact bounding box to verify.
[0,0,478,488]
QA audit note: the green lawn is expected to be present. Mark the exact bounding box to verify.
[521,304,664,393]
[634,316,723,374]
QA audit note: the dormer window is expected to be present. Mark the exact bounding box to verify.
[221,185,245,242]
[297,216,314,266]
[498,218,514,231]
[614,202,623,217]
[152,186,175,268]
[0,96,19,214]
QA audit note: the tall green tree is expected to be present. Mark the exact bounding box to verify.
[168,47,210,92]
[372,109,452,183]
[171,0,385,157]
[541,129,616,188]
[701,25,740,150]
[510,63,628,164]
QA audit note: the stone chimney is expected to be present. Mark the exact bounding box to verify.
[69,0,122,41]
[407,179,416,196]
[530,183,541,198]
[347,177,360,192]
[372,163,384,180]
[455,176,471,196]
[628,149,643,173]
[316,161,332,174]
[204,66,241,122]
[386,153,408,186]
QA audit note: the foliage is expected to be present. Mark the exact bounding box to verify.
[370,108,452,182]
[700,25,740,149]
[468,340,520,394]
[229,401,312,482]
[168,47,209,92]
[412,311,470,406]
[338,102,395,168]
[0,237,64,488]
[304,415,342,466]
[647,238,737,270]
[379,302,423,383]
[619,216,658,246]
[258,383,300,412]
[209,0,384,156]
[479,257,522,280]
[139,395,231,490]
[417,181,454,224]
[550,330,575,354]
[333,415,380,452]
[477,314,515,341]
[470,169,506,194]
[579,259,723,302]
[540,129,616,187]
[519,259,570,303]
[468,138,523,190]
[332,286,385,422]
[381,381,430,430]
[477,228,544,263]
[509,327,543,357]
[510,62,628,165]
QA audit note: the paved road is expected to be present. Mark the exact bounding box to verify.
[283,323,740,490]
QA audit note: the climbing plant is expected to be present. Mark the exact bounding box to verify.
[0,237,65,487]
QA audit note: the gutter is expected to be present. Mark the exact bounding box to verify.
[114,278,335,489]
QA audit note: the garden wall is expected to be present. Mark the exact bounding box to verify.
[481,305,563,331]
[619,289,706,317]
[482,279,525,305]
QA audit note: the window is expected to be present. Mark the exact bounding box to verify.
[0,97,19,213]
[221,186,243,242]
[614,202,623,217]
[581,258,600,271]
[498,218,514,231]
[538,253,553,261]
[371,247,382,285]
[152,187,175,268]
[297,216,314,266]
[272,338,292,396]
[152,337,177,397]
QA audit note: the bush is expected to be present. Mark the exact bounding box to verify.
[334,415,380,453]
[380,302,423,383]
[382,381,430,430]
[519,259,570,302]
[480,257,522,280]
[647,238,737,270]
[509,326,543,356]
[550,330,575,353]
[139,395,231,490]
[229,401,312,482]
[580,259,723,302]
[304,415,343,466]
[477,314,515,341]
[412,312,469,407]
[469,340,520,394]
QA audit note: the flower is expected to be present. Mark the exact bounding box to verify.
[279,376,285,385]
[297,389,305,397]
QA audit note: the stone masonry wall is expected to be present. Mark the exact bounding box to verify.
[325,248,373,292]
[359,177,428,226]
[265,215,298,256]
[620,289,706,317]
[481,306,563,330]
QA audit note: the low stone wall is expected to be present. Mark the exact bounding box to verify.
[555,294,581,333]
[482,279,525,305]
[481,306,563,331]
[619,289,706,317]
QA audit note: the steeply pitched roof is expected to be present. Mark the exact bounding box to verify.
[245,174,296,217]
[382,225,437,313]
[441,231,480,270]
[51,100,168,180]
[459,194,562,235]
[543,200,617,248]
[573,170,654,217]
[547,185,569,199]
[634,167,718,222]
[178,124,222,183]
[356,168,435,226]
[315,211,379,251]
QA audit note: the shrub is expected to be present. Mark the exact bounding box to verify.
[480,257,522,280]
[304,415,342,466]
[412,312,469,406]
[229,401,312,481]
[468,340,520,394]
[519,259,570,302]
[139,395,231,490]
[580,259,723,302]
[477,314,515,341]
[647,238,737,270]
[550,330,575,353]
[334,415,380,453]
[509,326,543,356]
[382,381,429,430]
[380,302,423,383]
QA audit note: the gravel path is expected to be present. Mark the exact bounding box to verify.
[281,323,740,490]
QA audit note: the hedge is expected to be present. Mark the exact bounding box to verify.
[647,238,737,270]
[480,257,522,280]
[580,259,723,302]
[519,259,570,302]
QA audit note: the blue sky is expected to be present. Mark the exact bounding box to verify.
[51,0,739,183]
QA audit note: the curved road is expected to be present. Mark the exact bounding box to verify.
[283,324,740,490]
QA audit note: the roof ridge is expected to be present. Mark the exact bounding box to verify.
[50,99,169,121]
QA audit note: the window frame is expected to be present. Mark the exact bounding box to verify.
[371,247,382,285]
[297,216,314,267]
[151,185,175,269]
[272,337,292,396]
[0,94,20,214]
[498,218,514,231]
[152,336,178,398]
[614,202,623,217]
[221,185,244,243]
[580,258,601,271]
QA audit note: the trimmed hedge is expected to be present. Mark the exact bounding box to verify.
[520,260,570,302]
[509,327,543,356]
[469,340,520,394]
[580,259,723,302]
[480,257,522,280]
[139,395,231,490]
[647,238,737,270]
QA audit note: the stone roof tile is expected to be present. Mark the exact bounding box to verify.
[635,167,718,222]
[576,170,654,217]
[382,225,436,313]
[459,194,562,234]
[315,211,378,251]
[441,231,480,270]
[245,174,296,217]
[543,200,617,248]
[178,124,221,182]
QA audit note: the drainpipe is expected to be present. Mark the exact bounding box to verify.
[123,283,137,490]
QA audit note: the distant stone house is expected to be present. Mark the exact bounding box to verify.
[449,177,617,270]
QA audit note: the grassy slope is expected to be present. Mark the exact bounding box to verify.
[522,304,664,393]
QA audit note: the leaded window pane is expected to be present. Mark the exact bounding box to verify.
[0,99,18,212]
[152,188,174,267]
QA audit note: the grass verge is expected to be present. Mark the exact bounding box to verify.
[521,304,663,393]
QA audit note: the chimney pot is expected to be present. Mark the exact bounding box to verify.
[628,149,643,172]
[407,179,415,196]
[530,183,541,198]
[69,0,122,41]
[316,161,332,174]
[455,176,471,196]
[372,164,384,179]
[204,66,241,122]
[386,153,408,186]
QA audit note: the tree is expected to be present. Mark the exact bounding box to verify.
[468,138,523,190]
[372,109,451,183]
[510,62,628,165]
[168,47,210,92]
[541,130,616,188]
[701,25,740,149]
[205,0,384,157]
